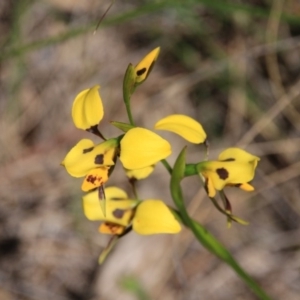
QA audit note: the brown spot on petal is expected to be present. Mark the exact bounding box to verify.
[87,175,102,184]
[113,209,125,219]
[216,168,229,180]
[221,158,235,162]
[136,68,146,76]
[94,154,104,164]
[83,147,94,154]
[104,222,122,234]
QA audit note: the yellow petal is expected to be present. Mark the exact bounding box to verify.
[81,167,109,192]
[82,190,138,226]
[238,182,255,192]
[62,138,117,177]
[72,85,104,130]
[120,128,171,169]
[200,161,256,192]
[125,165,155,180]
[105,186,128,200]
[98,222,126,235]
[134,47,160,83]
[205,176,216,198]
[133,200,181,235]
[154,114,207,144]
[218,148,260,168]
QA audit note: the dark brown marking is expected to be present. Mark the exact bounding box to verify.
[216,168,229,180]
[94,154,104,164]
[83,147,94,154]
[221,158,235,162]
[98,185,106,201]
[234,183,242,187]
[112,209,125,219]
[136,68,146,76]
[104,222,121,234]
[204,178,209,194]
[87,175,97,184]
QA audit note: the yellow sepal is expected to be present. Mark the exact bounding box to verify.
[154,114,207,144]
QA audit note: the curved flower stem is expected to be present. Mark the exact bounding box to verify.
[172,210,271,300]
[161,159,172,175]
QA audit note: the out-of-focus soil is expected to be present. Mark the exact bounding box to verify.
[1,1,300,300]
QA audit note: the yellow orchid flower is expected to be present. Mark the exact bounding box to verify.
[197,148,259,198]
[61,138,118,191]
[82,187,181,235]
[120,114,206,170]
[72,85,104,130]
[134,47,160,84]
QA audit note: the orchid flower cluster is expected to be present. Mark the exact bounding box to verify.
[62,48,259,262]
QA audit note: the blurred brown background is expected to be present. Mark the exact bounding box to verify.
[1,0,300,299]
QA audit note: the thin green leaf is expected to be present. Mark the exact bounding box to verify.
[110,121,135,132]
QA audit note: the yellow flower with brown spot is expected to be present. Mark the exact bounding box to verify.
[197,148,259,197]
[120,114,207,170]
[62,138,118,191]
[83,187,181,235]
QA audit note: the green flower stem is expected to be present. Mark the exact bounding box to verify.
[161,159,172,175]
[184,163,198,176]
[125,103,135,126]
[172,210,271,299]
[171,148,271,300]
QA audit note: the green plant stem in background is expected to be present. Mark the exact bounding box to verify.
[170,147,272,300]
[1,0,299,62]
